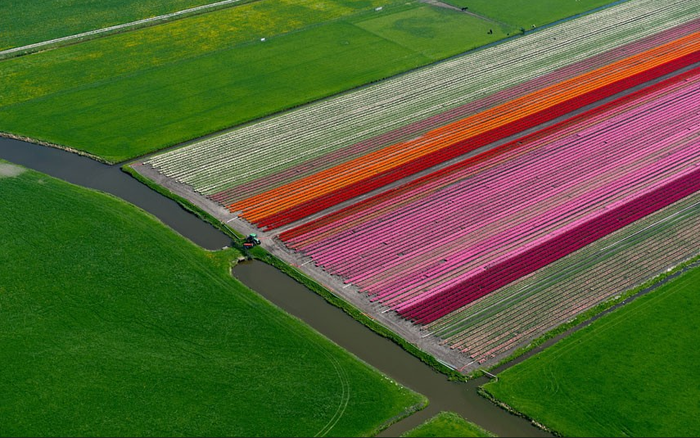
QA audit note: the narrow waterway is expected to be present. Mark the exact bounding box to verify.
[0,136,547,437]
[0,137,230,250]
[233,261,549,437]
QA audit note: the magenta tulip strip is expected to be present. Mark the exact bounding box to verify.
[427,192,700,364]
[281,69,700,345]
[135,0,700,369]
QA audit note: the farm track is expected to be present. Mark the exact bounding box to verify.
[0,0,249,60]
[147,0,699,197]
[136,0,700,371]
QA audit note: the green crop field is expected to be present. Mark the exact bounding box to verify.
[484,263,700,437]
[0,0,508,162]
[442,0,620,28]
[401,412,495,437]
[0,160,424,436]
[0,0,240,50]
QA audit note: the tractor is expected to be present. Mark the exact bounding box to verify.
[243,233,261,249]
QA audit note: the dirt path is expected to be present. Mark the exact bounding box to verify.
[0,0,246,60]
[129,60,700,374]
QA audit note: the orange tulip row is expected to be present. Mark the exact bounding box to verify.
[229,32,700,228]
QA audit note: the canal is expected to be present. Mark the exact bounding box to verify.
[0,136,548,437]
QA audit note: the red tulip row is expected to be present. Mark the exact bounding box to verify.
[427,194,700,363]
[237,37,700,230]
[280,65,700,242]
[402,166,700,324]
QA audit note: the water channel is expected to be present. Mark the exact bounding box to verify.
[0,136,548,437]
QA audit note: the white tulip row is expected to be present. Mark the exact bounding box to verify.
[146,0,699,199]
[426,193,700,363]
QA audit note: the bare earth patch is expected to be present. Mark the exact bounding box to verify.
[0,163,25,179]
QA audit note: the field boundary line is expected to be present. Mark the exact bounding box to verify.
[0,132,110,164]
[0,0,251,61]
[485,252,700,376]
[123,0,663,166]
[477,254,700,437]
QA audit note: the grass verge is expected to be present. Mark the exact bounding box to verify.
[0,0,508,162]
[481,256,700,437]
[401,411,495,437]
[0,159,425,436]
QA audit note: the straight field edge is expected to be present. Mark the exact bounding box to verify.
[368,399,429,438]
[0,132,111,164]
[0,0,259,62]
[476,387,562,436]
[476,252,700,436]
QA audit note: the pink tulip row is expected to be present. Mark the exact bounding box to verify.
[427,194,700,363]
[146,0,698,201]
[282,69,700,325]
[210,19,700,206]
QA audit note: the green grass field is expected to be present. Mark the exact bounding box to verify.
[484,263,700,437]
[0,160,424,436]
[0,0,508,162]
[401,412,495,437]
[0,0,241,50]
[442,0,620,28]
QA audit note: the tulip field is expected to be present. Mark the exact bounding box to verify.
[427,192,700,364]
[139,0,700,369]
[147,0,699,201]
[232,31,700,229]
[281,68,700,322]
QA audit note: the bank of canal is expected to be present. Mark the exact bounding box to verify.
[0,136,548,437]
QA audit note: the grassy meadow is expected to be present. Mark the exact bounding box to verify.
[442,0,620,28]
[401,412,495,437]
[0,0,508,162]
[1,0,241,50]
[484,262,700,437]
[0,160,424,436]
